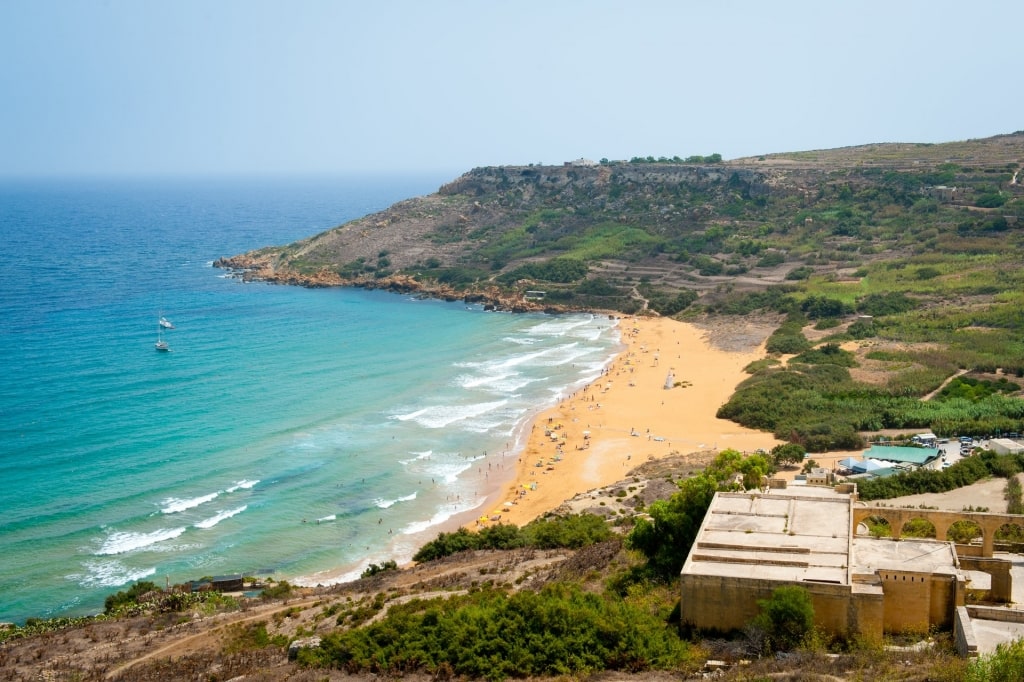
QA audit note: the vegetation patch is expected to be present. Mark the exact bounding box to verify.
[300,583,698,679]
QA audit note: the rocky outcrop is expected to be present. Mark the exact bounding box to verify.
[213,256,557,313]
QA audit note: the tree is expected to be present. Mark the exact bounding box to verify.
[751,586,815,653]
[771,443,806,467]
[627,450,771,579]
[626,473,717,580]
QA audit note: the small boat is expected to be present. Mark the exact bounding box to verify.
[159,316,175,329]
[156,320,171,352]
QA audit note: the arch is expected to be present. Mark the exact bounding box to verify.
[947,519,984,546]
[900,517,937,539]
[858,515,892,538]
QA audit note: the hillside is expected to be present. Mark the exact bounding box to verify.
[216,132,1024,317]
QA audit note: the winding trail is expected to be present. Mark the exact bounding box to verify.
[629,285,649,312]
[922,368,969,401]
[101,597,322,680]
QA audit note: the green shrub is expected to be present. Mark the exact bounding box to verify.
[751,586,815,653]
[975,192,1007,208]
[104,580,159,614]
[856,292,918,316]
[303,584,696,678]
[261,580,294,599]
[790,343,858,367]
[766,333,811,355]
[965,637,1024,682]
[785,266,814,280]
[847,318,876,339]
[498,257,588,284]
[412,514,611,563]
[361,560,398,579]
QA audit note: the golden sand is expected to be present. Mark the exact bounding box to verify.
[478,316,780,527]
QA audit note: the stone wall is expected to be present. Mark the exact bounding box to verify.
[960,556,1013,603]
[955,606,980,657]
[679,574,865,638]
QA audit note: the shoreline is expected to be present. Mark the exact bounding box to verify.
[474,315,780,529]
[301,314,778,588]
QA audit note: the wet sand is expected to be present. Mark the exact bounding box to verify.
[478,316,780,527]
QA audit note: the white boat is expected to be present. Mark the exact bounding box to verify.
[156,320,171,352]
[159,316,175,329]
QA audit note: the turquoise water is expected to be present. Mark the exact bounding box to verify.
[0,176,620,623]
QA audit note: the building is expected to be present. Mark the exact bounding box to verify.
[912,433,938,448]
[804,467,834,486]
[863,444,942,470]
[679,485,968,641]
[989,438,1024,456]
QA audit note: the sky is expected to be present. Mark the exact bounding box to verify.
[1,0,1022,178]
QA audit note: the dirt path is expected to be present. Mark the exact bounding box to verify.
[859,473,1022,514]
[102,598,323,680]
[922,368,969,401]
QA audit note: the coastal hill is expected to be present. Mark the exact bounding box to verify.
[216,132,1024,317]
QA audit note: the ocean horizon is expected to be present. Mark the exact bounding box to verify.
[0,175,621,624]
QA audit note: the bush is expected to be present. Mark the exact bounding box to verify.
[791,343,858,367]
[766,333,811,355]
[499,257,589,284]
[361,560,398,579]
[304,584,696,678]
[975,192,1007,208]
[847,318,876,339]
[104,580,159,614]
[261,580,294,599]
[965,637,1024,682]
[751,586,815,653]
[785,266,814,281]
[412,514,611,563]
[856,292,918,316]
[800,295,850,319]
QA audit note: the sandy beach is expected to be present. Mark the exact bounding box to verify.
[478,316,781,527]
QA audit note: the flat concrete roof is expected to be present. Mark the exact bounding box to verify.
[683,486,963,587]
[682,488,852,585]
[851,536,960,577]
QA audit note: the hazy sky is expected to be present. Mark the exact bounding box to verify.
[2,1,1021,177]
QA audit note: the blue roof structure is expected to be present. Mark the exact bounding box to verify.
[864,445,941,467]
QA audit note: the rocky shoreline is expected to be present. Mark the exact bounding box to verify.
[213,254,569,314]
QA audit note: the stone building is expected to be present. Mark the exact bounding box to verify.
[679,485,967,641]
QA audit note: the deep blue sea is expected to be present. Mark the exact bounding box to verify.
[0,176,620,624]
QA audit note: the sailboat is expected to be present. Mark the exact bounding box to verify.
[156,318,171,352]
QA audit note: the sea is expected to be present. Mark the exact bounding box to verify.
[0,175,621,625]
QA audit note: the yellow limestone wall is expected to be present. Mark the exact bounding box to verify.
[877,570,961,632]
[679,574,880,638]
